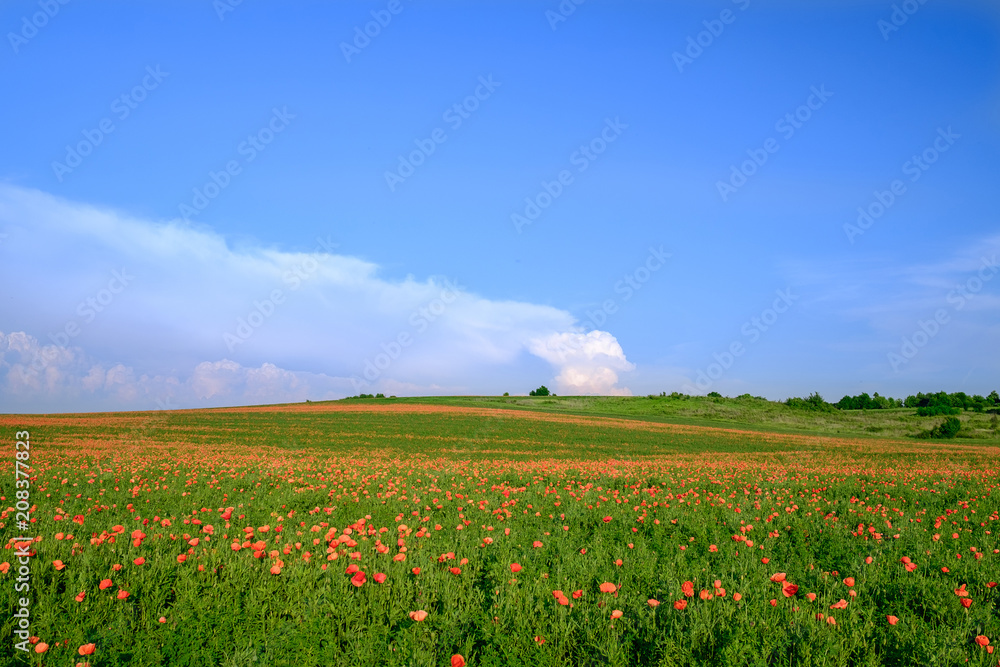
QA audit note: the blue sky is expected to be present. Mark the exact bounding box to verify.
[1,0,998,412]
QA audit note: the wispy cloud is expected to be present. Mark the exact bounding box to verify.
[0,185,633,410]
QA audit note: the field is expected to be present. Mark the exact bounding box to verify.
[2,398,999,666]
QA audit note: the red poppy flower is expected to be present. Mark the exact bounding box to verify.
[79,643,96,656]
[374,573,386,583]
[409,610,428,622]
[974,635,990,647]
[681,581,694,598]
[886,615,899,625]
[411,567,420,575]
[782,583,799,598]
[610,610,623,619]
[648,599,660,607]
[960,598,972,609]
[599,582,617,593]
[510,563,522,573]
[830,599,848,610]
[572,589,583,599]
[770,573,786,583]
[351,571,366,587]
[133,557,145,566]
[673,600,687,610]
[451,655,465,667]
[99,579,112,590]
[117,590,130,600]
[843,577,854,587]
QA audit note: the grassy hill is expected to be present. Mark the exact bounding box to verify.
[338,393,1000,443]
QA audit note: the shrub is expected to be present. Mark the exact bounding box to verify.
[916,405,959,417]
[785,392,834,411]
[529,386,550,397]
[918,416,961,439]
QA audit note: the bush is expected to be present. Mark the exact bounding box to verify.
[707,391,722,398]
[930,417,961,438]
[916,405,959,417]
[529,386,550,397]
[785,392,834,411]
[918,417,961,439]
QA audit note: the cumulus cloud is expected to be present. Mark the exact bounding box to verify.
[0,185,633,410]
[527,331,635,395]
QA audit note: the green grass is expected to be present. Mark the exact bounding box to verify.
[0,399,997,666]
[368,394,1000,442]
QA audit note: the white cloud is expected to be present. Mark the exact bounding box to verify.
[527,331,635,395]
[0,185,634,410]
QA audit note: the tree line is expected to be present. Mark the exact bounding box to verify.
[784,390,1000,413]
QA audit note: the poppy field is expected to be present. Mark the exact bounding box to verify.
[1,400,998,666]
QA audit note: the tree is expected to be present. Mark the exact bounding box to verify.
[529,386,550,397]
[989,390,999,406]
